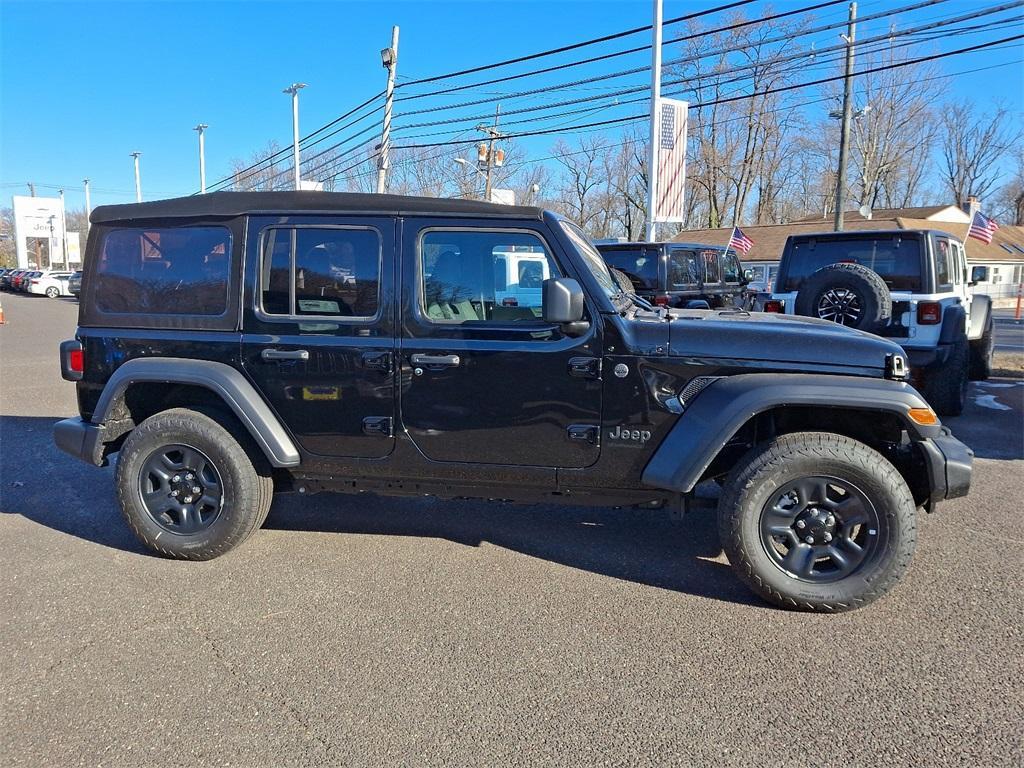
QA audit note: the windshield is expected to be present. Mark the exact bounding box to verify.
[783,236,923,292]
[558,219,619,301]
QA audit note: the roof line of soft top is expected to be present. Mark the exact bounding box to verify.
[89,190,545,225]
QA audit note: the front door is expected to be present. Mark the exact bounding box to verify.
[241,215,397,460]
[399,219,602,468]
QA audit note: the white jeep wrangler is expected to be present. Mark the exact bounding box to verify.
[768,229,993,415]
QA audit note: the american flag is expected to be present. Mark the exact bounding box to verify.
[728,226,754,254]
[968,210,999,244]
[652,98,688,223]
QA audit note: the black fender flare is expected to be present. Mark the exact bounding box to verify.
[641,373,940,493]
[967,294,992,341]
[92,358,300,467]
[938,303,967,344]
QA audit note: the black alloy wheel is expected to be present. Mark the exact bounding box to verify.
[138,443,223,534]
[759,475,880,583]
[816,288,862,325]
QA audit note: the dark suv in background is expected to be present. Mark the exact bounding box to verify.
[595,241,748,309]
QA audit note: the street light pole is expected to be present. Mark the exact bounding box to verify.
[130,152,142,202]
[376,26,400,194]
[283,83,307,190]
[645,0,663,242]
[833,1,857,232]
[83,179,91,233]
[194,124,208,193]
[59,189,69,269]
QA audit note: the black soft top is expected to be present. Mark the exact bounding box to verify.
[90,190,545,225]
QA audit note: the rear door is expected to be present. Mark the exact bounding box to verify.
[398,218,603,468]
[241,216,397,460]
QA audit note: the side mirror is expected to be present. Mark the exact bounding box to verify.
[543,277,587,334]
[970,265,989,285]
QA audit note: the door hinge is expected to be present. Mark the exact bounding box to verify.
[361,351,392,373]
[362,416,393,437]
[567,424,599,444]
[568,356,602,379]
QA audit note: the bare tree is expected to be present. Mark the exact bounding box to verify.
[993,147,1024,225]
[228,141,288,191]
[942,101,1022,207]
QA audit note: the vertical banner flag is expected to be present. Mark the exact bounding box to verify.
[652,97,689,223]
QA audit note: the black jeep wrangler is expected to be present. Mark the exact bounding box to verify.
[55,192,972,612]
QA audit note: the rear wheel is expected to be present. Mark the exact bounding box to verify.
[718,432,916,612]
[45,286,59,298]
[116,408,273,560]
[921,337,969,416]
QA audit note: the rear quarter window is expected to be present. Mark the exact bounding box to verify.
[92,225,232,316]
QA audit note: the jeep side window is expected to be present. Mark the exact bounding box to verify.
[669,250,701,288]
[936,239,952,291]
[703,250,722,284]
[723,253,741,284]
[261,227,381,319]
[94,225,231,315]
[602,248,660,291]
[420,230,559,323]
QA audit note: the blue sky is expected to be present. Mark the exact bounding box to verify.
[2,0,1022,211]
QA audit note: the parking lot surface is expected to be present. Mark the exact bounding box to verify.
[2,291,1022,767]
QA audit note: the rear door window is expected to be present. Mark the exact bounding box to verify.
[94,226,231,315]
[702,250,722,284]
[600,248,660,291]
[668,249,702,288]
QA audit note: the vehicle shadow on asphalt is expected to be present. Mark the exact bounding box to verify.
[1,415,755,605]
[262,489,760,605]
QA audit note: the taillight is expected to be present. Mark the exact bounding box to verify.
[60,339,84,381]
[654,295,670,306]
[917,301,942,325]
[763,299,784,313]
[30,280,39,285]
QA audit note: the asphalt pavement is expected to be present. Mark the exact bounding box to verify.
[1,291,1022,767]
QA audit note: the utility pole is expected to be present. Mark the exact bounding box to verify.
[645,0,663,242]
[59,189,69,269]
[130,152,142,202]
[28,182,36,197]
[83,179,91,233]
[376,26,400,194]
[833,1,857,232]
[194,124,208,193]
[477,105,503,202]
[283,83,307,190]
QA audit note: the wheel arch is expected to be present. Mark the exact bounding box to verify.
[92,358,300,468]
[642,373,939,503]
[967,293,992,341]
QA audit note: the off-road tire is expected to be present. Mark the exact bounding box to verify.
[794,262,892,332]
[921,337,970,416]
[115,407,273,560]
[718,432,916,613]
[969,320,994,381]
[45,286,59,298]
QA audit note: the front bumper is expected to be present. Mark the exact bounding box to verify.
[918,428,973,505]
[54,417,109,467]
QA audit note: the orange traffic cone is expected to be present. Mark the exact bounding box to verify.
[0,301,5,325]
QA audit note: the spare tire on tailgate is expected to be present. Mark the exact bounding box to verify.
[794,262,891,332]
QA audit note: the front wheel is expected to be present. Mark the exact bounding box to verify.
[718,432,916,612]
[45,286,59,298]
[116,408,273,559]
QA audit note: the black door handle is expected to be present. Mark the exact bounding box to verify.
[261,348,310,361]
[410,353,461,367]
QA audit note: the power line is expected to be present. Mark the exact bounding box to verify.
[399,0,760,88]
[394,0,851,103]
[386,33,1024,151]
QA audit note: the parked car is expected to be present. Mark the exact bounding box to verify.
[767,229,993,416]
[2,269,23,290]
[68,270,83,297]
[13,270,40,291]
[595,241,749,309]
[27,270,75,298]
[54,191,971,613]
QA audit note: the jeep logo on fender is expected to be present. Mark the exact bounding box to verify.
[609,425,652,444]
